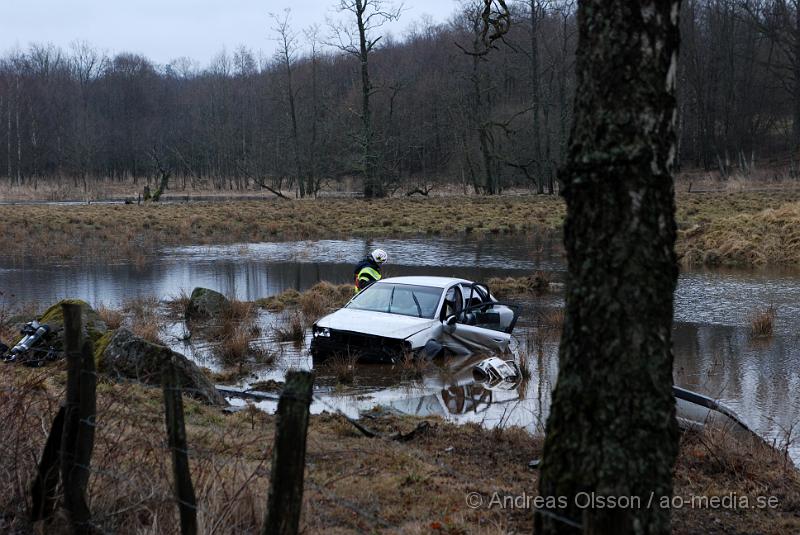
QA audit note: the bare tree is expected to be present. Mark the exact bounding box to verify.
[271,10,306,197]
[0,2,795,193]
[455,0,516,195]
[329,0,402,198]
[741,0,800,147]
[304,24,324,197]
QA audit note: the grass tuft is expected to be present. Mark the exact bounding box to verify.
[274,314,305,345]
[123,296,163,344]
[97,305,123,330]
[399,351,427,380]
[749,305,777,338]
[327,353,359,385]
[489,271,553,298]
[517,356,533,382]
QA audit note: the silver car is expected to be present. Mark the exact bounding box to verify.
[310,276,518,362]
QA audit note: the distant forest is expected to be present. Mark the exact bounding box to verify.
[0,0,798,197]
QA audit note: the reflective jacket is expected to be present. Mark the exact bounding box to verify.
[353,257,382,292]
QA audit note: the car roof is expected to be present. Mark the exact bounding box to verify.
[378,276,472,289]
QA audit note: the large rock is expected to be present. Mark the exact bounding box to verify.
[185,287,230,321]
[101,328,227,406]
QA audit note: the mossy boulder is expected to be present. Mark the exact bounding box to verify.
[39,298,107,337]
[185,287,230,321]
[8,299,108,351]
[100,328,227,406]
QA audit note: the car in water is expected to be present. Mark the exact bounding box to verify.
[310,276,518,362]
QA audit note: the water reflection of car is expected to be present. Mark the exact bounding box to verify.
[310,276,518,362]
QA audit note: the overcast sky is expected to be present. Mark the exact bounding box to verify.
[0,0,460,65]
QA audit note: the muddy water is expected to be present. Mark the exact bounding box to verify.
[1,235,799,461]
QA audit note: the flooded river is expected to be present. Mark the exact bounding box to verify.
[1,235,798,462]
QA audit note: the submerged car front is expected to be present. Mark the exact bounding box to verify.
[311,279,445,362]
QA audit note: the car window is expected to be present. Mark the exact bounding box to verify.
[441,286,463,321]
[460,303,517,333]
[347,283,443,319]
[460,283,490,308]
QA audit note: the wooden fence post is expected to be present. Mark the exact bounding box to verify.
[30,406,66,522]
[60,303,95,533]
[162,357,198,535]
[262,370,314,535]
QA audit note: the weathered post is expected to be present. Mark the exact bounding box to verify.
[162,357,198,535]
[76,338,97,498]
[262,370,314,535]
[60,302,95,533]
[30,406,66,521]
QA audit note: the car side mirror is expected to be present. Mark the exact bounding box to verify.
[446,315,458,326]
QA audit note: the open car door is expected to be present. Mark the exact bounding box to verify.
[441,283,518,355]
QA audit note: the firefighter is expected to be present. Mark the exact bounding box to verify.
[353,248,388,292]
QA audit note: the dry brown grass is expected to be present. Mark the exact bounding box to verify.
[192,299,267,368]
[399,351,428,381]
[673,428,800,534]
[214,325,253,365]
[749,305,777,339]
[327,353,359,385]
[299,282,354,322]
[489,271,552,298]
[273,314,305,345]
[0,298,18,345]
[122,296,163,344]
[5,190,800,267]
[259,282,353,323]
[541,308,565,332]
[198,299,257,342]
[0,196,565,262]
[164,289,192,319]
[677,193,800,267]
[0,296,39,345]
[1,364,799,534]
[227,299,255,322]
[517,355,533,382]
[97,305,123,330]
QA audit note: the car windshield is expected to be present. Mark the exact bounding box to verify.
[347,283,443,319]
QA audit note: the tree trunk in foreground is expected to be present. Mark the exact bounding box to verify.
[537,1,682,534]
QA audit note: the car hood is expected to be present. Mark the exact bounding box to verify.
[316,308,438,340]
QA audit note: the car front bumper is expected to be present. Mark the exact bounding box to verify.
[310,327,412,363]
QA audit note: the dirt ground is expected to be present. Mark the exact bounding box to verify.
[1,363,798,534]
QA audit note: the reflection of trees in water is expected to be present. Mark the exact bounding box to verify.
[673,321,800,443]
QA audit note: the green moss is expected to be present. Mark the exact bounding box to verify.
[93,330,115,371]
[39,298,90,325]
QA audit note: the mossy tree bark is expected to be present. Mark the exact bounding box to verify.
[536,1,682,534]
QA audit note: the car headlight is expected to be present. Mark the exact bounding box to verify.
[313,326,331,338]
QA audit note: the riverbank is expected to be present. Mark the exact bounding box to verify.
[1,363,798,534]
[0,196,564,263]
[2,190,799,267]
[678,197,800,266]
